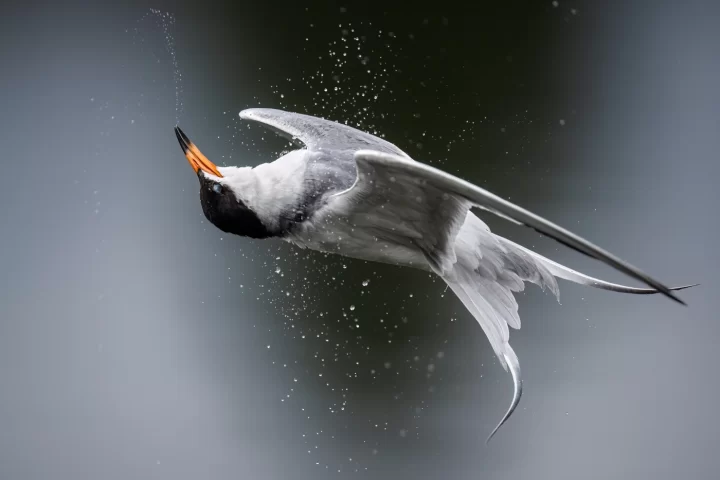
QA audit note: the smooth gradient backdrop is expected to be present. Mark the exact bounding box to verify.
[1,1,718,479]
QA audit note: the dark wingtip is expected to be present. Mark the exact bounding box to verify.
[668,292,688,306]
[648,279,689,306]
[665,283,699,307]
[174,126,189,153]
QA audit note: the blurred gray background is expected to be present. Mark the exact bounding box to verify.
[1,0,718,479]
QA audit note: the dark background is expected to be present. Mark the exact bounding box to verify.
[1,0,718,479]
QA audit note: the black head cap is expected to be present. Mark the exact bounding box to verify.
[198,174,275,239]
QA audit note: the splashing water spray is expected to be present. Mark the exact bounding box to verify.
[134,9,184,125]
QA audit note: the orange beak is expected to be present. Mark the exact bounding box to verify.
[174,126,223,178]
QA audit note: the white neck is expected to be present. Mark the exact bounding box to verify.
[217,149,308,230]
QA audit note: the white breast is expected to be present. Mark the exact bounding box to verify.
[287,200,430,271]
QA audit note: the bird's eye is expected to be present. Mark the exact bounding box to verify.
[212,183,223,194]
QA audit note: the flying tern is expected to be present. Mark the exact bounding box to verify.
[174,108,694,442]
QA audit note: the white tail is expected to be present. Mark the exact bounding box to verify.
[443,212,695,443]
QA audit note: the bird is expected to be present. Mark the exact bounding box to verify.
[174,108,694,443]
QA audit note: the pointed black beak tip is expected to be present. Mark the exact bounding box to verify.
[174,126,189,153]
[176,125,192,145]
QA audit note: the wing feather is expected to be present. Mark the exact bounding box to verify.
[239,108,411,157]
[349,150,685,304]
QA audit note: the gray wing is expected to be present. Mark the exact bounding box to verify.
[334,150,691,443]
[239,108,415,221]
[239,108,411,158]
[343,150,686,304]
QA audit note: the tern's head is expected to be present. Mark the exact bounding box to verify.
[174,126,274,239]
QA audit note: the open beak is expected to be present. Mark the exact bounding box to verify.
[174,126,223,178]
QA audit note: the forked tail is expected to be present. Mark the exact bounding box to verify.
[486,344,521,444]
[442,214,696,444]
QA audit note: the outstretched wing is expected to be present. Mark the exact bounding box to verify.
[333,149,691,442]
[342,150,685,304]
[237,109,692,442]
[239,108,410,157]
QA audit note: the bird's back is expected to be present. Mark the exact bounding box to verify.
[288,148,359,223]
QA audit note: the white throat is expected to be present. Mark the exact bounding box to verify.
[216,149,308,230]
